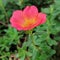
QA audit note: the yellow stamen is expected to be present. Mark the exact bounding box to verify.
[22,18,36,27]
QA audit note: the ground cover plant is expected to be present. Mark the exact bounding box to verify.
[0,0,60,60]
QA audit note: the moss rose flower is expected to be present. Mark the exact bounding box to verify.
[10,6,46,31]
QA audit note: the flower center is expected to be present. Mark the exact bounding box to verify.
[21,18,36,28]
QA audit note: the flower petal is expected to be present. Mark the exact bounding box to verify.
[12,10,24,23]
[23,6,38,19]
[10,17,23,30]
[10,10,24,30]
[36,13,46,25]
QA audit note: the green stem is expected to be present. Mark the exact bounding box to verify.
[0,0,8,22]
[18,0,24,9]
[0,55,7,58]
[46,5,54,40]
[46,18,50,40]
[28,30,41,51]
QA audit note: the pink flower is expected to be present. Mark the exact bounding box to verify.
[10,6,46,31]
